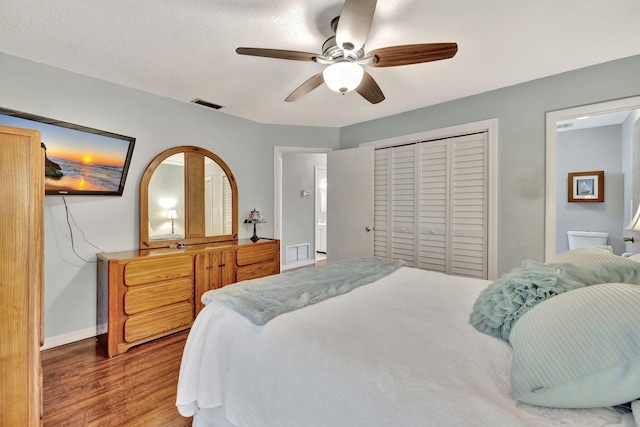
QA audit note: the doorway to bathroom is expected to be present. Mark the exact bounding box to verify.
[545,96,640,259]
[314,165,327,265]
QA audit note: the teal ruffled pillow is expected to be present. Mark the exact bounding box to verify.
[469,261,587,342]
[470,249,640,342]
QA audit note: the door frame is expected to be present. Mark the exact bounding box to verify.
[360,118,499,280]
[544,95,640,261]
[273,146,332,269]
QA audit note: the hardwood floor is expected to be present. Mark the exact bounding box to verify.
[41,331,192,426]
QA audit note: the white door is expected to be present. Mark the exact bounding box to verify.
[327,146,374,262]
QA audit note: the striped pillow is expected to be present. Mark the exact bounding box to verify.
[550,245,612,263]
[550,246,640,285]
[510,283,640,408]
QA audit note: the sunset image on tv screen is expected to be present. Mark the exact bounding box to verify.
[0,113,133,194]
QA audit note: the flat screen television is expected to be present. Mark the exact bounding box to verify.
[0,107,135,196]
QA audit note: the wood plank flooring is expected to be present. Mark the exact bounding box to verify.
[41,331,192,426]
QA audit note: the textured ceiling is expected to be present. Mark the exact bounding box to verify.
[1,0,640,127]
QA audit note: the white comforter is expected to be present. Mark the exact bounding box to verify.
[177,267,634,427]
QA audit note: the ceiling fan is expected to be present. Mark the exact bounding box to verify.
[236,0,458,104]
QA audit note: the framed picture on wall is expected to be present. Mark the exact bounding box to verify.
[568,170,604,202]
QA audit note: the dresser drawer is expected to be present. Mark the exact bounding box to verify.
[236,244,277,266]
[123,278,193,315]
[237,261,277,282]
[124,256,193,286]
[99,239,280,356]
[123,302,193,343]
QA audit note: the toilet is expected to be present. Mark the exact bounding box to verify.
[566,231,609,249]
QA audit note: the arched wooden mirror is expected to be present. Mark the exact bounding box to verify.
[140,146,238,249]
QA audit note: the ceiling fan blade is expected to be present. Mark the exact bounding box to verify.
[285,73,325,102]
[368,43,458,67]
[236,47,317,62]
[336,0,377,52]
[355,72,385,104]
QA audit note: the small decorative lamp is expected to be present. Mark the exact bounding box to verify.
[167,209,178,234]
[625,205,640,243]
[244,208,266,242]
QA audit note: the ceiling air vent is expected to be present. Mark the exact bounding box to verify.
[191,98,224,110]
[556,123,573,129]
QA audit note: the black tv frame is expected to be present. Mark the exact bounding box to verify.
[0,107,135,196]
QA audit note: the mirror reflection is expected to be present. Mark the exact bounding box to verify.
[148,153,185,241]
[204,157,233,236]
[147,154,234,241]
[140,146,238,249]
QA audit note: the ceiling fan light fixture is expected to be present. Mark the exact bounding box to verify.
[323,61,364,94]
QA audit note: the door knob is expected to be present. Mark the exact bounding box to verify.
[365,226,372,232]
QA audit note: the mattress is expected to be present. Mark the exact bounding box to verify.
[176,266,635,427]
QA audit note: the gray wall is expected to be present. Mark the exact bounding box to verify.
[0,52,339,343]
[282,152,327,265]
[555,126,623,254]
[340,55,640,275]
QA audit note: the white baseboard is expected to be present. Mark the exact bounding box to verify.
[281,258,316,271]
[41,324,106,351]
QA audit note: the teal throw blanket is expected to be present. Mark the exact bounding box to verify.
[202,257,405,325]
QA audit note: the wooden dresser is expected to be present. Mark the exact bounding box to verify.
[0,125,44,425]
[97,238,279,357]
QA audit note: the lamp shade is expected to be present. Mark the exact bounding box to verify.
[167,209,178,219]
[323,61,364,93]
[626,205,640,231]
[246,208,264,222]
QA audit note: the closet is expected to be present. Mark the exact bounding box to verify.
[374,132,488,279]
[0,125,44,425]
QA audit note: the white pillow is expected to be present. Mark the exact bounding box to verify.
[510,283,640,408]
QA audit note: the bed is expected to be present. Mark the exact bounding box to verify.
[176,252,640,427]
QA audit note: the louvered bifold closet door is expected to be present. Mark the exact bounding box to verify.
[417,140,448,273]
[450,133,488,278]
[373,149,390,258]
[373,131,488,279]
[390,145,417,266]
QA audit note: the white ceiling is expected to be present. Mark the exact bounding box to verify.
[1,0,640,127]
